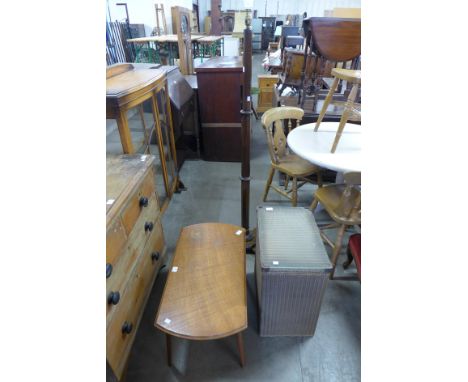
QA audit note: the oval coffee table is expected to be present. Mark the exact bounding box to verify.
[155,223,247,367]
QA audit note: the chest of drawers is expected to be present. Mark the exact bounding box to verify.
[257,74,278,113]
[106,154,166,380]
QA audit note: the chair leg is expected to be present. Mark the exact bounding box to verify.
[317,171,323,187]
[330,224,347,279]
[330,83,359,153]
[292,177,298,206]
[284,175,290,191]
[310,196,319,211]
[315,77,340,132]
[236,332,245,367]
[343,244,354,269]
[263,167,275,202]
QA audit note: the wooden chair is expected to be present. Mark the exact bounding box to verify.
[262,107,322,206]
[310,172,360,279]
[315,68,361,152]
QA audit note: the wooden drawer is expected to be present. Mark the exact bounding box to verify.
[106,194,159,305]
[106,221,165,379]
[257,90,275,113]
[106,218,127,267]
[258,75,278,89]
[121,170,158,235]
[106,218,164,320]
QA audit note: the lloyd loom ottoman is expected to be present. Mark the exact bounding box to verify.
[256,206,332,336]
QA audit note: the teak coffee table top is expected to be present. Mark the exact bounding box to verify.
[155,223,247,340]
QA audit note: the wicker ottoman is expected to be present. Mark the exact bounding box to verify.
[256,206,332,336]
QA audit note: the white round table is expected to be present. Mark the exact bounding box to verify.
[287,122,362,173]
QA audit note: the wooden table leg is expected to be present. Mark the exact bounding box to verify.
[236,332,245,367]
[115,109,135,154]
[166,334,172,367]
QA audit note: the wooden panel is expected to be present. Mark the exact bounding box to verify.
[197,72,242,123]
[106,155,155,222]
[107,220,165,379]
[201,125,242,162]
[121,170,157,234]
[155,223,247,340]
[196,59,243,161]
[106,218,127,267]
[172,6,194,75]
[257,92,274,113]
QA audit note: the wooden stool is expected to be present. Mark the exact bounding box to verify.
[314,68,361,153]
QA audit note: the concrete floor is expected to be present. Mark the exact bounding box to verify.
[110,53,361,382]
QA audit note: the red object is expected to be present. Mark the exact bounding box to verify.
[347,234,361,280]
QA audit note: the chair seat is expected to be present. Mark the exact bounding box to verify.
[314,184,361,225]
[347,234,361,279]
[331,68,361,84]
[273,154,321,177]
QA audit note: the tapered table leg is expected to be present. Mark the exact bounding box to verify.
[166,334,172,367]
[236,332,245,367]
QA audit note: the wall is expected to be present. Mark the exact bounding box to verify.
[221,0,361,17]
[106,0,361,36]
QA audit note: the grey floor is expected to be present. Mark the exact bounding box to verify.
[110,54,361,382]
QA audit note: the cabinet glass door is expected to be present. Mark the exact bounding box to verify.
[153,85,177,196]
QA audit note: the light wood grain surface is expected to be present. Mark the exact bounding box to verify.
[106,65,165,100]
[155,223,247,340]
[127,34,203,43]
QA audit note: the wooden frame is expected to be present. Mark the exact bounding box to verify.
[171,6,194,75]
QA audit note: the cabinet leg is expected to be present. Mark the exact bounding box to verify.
[166,334,172,367]
[236,332,245,367]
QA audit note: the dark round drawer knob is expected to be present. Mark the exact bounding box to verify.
[144,222,154,232]
[106,263,113,279]
[139,196,149,207]
[122,321,133,334]
[151,252,160,262]
[107,291,120,305]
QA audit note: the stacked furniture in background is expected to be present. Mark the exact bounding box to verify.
[260,17,276,50]
[298,17,361,118]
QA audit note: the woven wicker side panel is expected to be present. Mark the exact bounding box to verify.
[259,271,329,336]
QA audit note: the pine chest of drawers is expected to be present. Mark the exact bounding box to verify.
[257,74,278,113]
[106,154,166,380]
